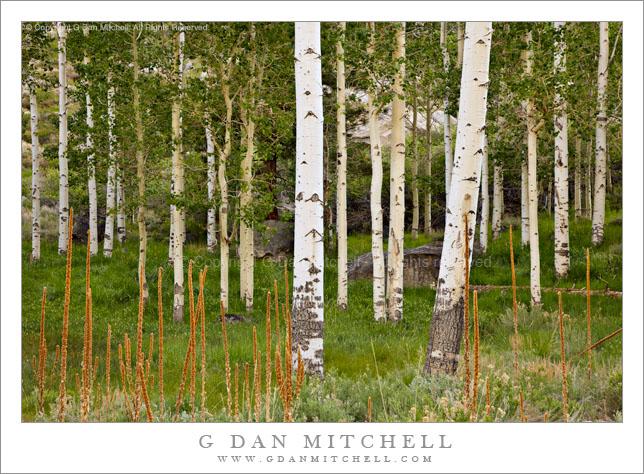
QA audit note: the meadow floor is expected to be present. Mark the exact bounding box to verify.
[21,211,622,422]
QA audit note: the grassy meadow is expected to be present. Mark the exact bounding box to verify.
[21,210,622,422]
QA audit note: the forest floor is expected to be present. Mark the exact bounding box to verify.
[21,210,622,422]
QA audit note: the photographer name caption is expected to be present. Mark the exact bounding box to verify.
[198,433,452,464]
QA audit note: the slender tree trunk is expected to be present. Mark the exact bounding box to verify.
[57,23,69,255]
[520,162,529,246]
[592,22,609,246]
[171,31,185,322]
[492,163,502,239]
[585,139,593,218]
[219,70,234,311]
[205,117,217,252]
[479,135,489,254]
[411,87,420,240]
[83,27,98,256]
[574,136,582,220]
[525,32,541,306]
[132,29,148,303]
[292,22,325,376]
[116,165,126,243]
[423,22,492,375]
[367,22,386,322]
[440,22,453,201]
[336,22,348,311]
[424,90,433,236]
[554,22,570,277]
[386,22,406,322]
[30,88,41,261]
[104,77,116,257]
[457,22,464,68]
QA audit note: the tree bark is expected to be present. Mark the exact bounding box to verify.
[30,88,41,261]
[440,22,453,201]
[424,89,433,237]
[553,22,570,277]
[205,117,217,252]
[132,28,148,303]
[292,22,325,376]
[479,135,489,254]
[423,22,492,376]
[411,86,420,240]
[520,161,529,246]
[116,165,126,243]
[367,22,386,322]
[83,27,98,256]
[104,77,116,257]
[386,22,406,322]
[574,136,582,220]
[457,22,464,68]
[585,139,593,218]
[57,23,69,255]
[492,163,502,239]
[592,22,609,246]
[336,22,348,311]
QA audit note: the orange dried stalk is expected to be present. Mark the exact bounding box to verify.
[157,267,164,420]
[265,291,272,422]
[519,391,525,422]
[463,214,471,407]
[245,362,251,422]
[509,226,519,378]
[106,324,111,421]
[173,333,193,422]
[234,363,240,422]
[137,363,153,422]
[57,208,73,422]
[220,300,232,416]
[471,291,480,422]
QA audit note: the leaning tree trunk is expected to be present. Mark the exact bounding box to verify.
[104,77,116,257]
[205,117,217,252]
[423,22,492,376]
[411,88,420,240]
[83,28,98,256]
[520,161,529,246]
[525,31,541,306]
[592,22,609,246]
[424,89,433,236]
[479,134,489,254]
[386,22,406,322]
[574,136,582,220]
[440,22,453,201]
[132,29,148,303]
[553,21,570,277]
[30,88,41,261]
[116,165,126,243]
[292,22,325,376]
[171,31,185,322]
[367,22,386,322]
[492,162,502,239]
[336,21,348,311]
[57,22,69,255]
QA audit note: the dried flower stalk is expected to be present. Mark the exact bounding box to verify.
[471,291,480,422]
[509,225,519,378]
[220,300,232,416]
[157,267,164,420]
[265,291,272,422]
[57,208,73,422]
[463,214,471,407]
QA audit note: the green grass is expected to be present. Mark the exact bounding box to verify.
[21,211,622,422]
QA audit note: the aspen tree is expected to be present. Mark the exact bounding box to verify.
[411,86,420,240]
[440,22,453,199]
[205,115,217,252]
[132,27,149,303]
[585,140,592,218]
[336,22,348,311]
[30,86,40,260]
[574,136,582,220]
[83,26,98,256]
[479,135,489,254]
[423,22,492,375]
[116,166,126,243]
[423,90,433,236]
[492,162,503,240]
[172,29,185,322]
[386,22,406,322]
[367,22,386,322]
[457,22,464,68]
[520,162,529,246]
[57,22,69,255]
[292,22,325,375]
[104,75,116,257]
[554,21,570,277]
[591,22,609,246]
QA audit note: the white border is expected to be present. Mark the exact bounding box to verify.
[2,2,642,473]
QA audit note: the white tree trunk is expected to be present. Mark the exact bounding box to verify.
[457,22,464,68]
[424,90,433,237]
[592,22,609,246]
[239,108,255,313]
[525,32,541,306]
[553,22,570,277]
[423,22,492,375]
[440,22,453,200]
[574,136,582,220]
[132,29,148,303]
[585,140,593,218]
[219,65,234,311]
[386,22,406,322]
[57,23,69,255]
[30,88,41,261]
[520,161,529,246]
[367,22,386,322]
[292,22,325,376]
[479,135,489,254]
[83,29,98,256]
[104,78,116,257]
[116,166,126,243]
[336,22,348,311]
[492,163,502,239]
[411,88,420,240]
[205,118,217,252]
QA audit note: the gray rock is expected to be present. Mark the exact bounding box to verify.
[254,220,294,262]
